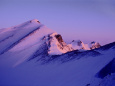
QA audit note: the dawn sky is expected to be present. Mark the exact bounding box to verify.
[0,0,115,45]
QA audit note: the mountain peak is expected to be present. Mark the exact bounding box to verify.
[30,19,40,23]
[69,40,101,50]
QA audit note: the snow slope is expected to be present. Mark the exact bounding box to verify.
[0,42,115,86]
[0,20,115,86]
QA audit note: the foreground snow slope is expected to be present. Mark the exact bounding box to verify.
[0,41,115,86]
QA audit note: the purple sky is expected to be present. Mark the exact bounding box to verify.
[0,0,115,45]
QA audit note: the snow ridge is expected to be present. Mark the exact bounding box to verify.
[0,25,42,55]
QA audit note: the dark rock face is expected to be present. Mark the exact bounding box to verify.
[97,58,115,78]
[55,34,65,48]
[96,43,101,48]
[30,20,40,23]
[77,41,82,46]
[55,34,64,43]
[37,20,40,23]
[90,42,101,49]
[55,34,73,51]
[91,41,95,44]
[72,40,82,46]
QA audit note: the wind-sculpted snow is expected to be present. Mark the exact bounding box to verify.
[0,20,43,55]
[0,34,14,43]
[0,26,42,55]
[47,50,101,63]
[28,42,49,61]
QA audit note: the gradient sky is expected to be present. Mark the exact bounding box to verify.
[0,0,115,45]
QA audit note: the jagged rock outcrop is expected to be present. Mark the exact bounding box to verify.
[69,40,101,50]
[42,33,73,55]
[90,41,101,49]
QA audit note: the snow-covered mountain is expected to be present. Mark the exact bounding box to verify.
[69,40,101,50]
[0,19,115,86]
[0,19,72,56]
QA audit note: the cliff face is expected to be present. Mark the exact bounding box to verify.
[44,33,73,55]
[55,34,64,43]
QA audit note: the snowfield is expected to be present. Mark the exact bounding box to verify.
[0,19,115,86]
